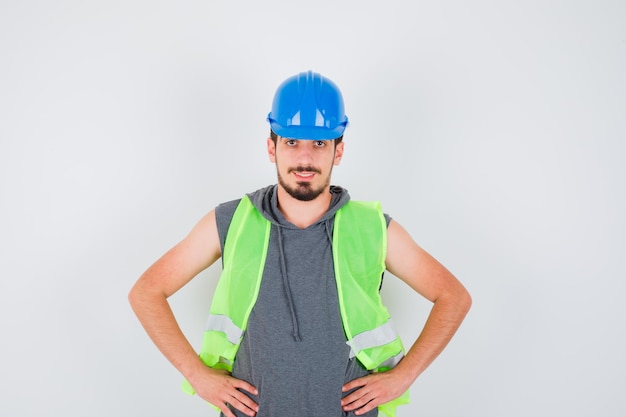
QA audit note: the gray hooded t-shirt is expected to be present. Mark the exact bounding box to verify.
[214,185,383,417]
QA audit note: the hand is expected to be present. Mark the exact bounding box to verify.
[189,367,259,417]
[341,369,410,416]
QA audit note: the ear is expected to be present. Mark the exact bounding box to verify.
[333,141,344,166]
[267,137,276,163]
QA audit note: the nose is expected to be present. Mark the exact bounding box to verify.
[296,141,315,164]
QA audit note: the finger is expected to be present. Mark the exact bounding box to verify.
[220,403,237,417]
[341,390,361,407]
[341,386,370,405]
[354,401,377,416]
[345,395,376,415]
[230,391,259,414]
[342,386,371,410]
[231,402,257,417]
[232,379,259,396]
[342,376,367,392]
[224,397,258,417]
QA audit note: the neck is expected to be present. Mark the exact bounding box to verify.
[276,185,332,229]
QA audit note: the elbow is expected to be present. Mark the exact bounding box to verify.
[463,290,472,315]
[128,278,151,311]
[434,284,472,319]
[128,276,168,312]
[128,282,140,311]
[458,286,472,317]
[442,281,472,318]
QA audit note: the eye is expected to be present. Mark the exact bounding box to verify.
[314,140,326,147]
[286,139,297,146]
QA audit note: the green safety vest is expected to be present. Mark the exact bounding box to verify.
[183,196,410,416]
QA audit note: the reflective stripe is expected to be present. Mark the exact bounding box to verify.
[218,357,232,366]
[378,351,404,369]
[206,314,243,345]
[346,319,398,357]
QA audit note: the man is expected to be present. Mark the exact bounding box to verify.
[128,71,471,417]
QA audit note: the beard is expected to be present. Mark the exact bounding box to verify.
[277,165,331,202]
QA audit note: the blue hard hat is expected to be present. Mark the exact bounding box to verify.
[267,71,349,140]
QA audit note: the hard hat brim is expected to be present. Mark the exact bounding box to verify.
[269,121,347,141]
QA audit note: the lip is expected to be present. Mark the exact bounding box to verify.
[293,171,316,181]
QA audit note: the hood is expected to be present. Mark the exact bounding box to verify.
[244,184,350,342]
[247,184,351,228]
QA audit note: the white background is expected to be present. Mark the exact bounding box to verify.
[1,1,625,416]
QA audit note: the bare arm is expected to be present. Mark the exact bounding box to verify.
[342,219,472,414]
[128,210,259,417]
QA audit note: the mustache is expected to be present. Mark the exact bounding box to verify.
[288,166,321,174]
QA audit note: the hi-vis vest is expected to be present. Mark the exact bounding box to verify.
[183,196,410,416]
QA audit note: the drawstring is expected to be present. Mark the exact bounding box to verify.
[275,220,334,343]
[276,225,302,342]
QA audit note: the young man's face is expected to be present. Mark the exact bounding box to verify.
[267,136,344,201]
